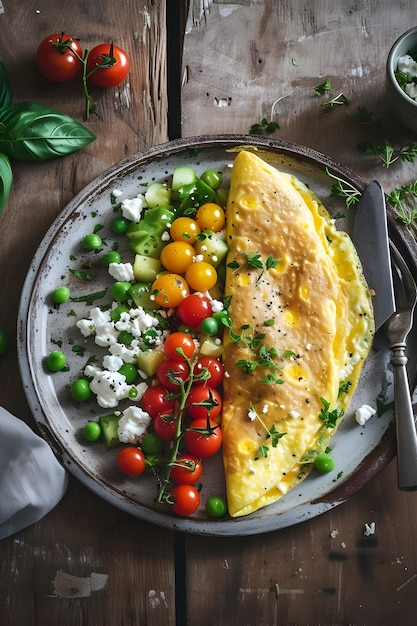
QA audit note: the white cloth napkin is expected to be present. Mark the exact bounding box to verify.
[0,406,68,539]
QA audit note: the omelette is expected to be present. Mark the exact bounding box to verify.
[221,150,374,518]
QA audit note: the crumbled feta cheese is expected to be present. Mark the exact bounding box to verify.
[262,404,269,414]
[102,355,124,372]
[90,307,111,326]
[330,529,339,539]
[117,406,151,444]
[95,322,119,347]
[405,82,417,100]
[288,410,300,419]
[112,188,123,198]
[398,54,417,77]
[121,196,147,222]
[364,522,376,536]
[161,231,170,242]
[109,341,139,364]
[210,299,224,313]
[108,262,135,282]
[194,254,204,263]
[84,364,100,378]
[305,343,312,351]
[89,370,132,408]
[76,319,95,337]
[248,407,257,421]
[355,404,376,426]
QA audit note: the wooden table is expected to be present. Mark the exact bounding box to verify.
[1,1,417,624]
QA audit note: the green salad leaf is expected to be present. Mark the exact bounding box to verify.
[0,152,12,213]
[0,102,96,160]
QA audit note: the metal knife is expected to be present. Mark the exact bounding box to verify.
[353,180,395,331]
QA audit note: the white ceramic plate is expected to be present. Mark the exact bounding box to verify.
[17,135,417,536]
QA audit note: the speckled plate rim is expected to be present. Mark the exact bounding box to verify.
[17,134,417,536]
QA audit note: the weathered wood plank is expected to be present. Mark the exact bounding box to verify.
[0,3,174,625]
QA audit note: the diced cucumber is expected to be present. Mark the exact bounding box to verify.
[200,169,222,190]
[144,205,175,227]
[199,336,224,358]
[99,413,121,448]
[177,179,216,216]
[193,229,228,267]
[172,166,197,191]
[145,182,171,208]
[129,282,157,309]
[215,187,229,208]
[129,233,165,258]
[137,349,165,377]
[133,254,162,283]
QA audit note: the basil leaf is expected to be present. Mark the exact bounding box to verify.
[0,152,12,214]
[0,102,96,160]
[0,60,13,110]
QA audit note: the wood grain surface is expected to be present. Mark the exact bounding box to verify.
[2,1,417,625]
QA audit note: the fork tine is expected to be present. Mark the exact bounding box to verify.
[389,240,417,308]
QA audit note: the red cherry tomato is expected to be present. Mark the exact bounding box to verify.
[193,356,224,388]
[164,332,196,361]
[157,359,189,390]
[184,418,223,458]
[170,484,201,516]
[141,385,175,419]
[170,453,203,485]
[153,411,178,441]
[36,33,83,82]
[186,386,223,420]
[177,294,212,327]
[86,43,130,87]
[116,447,146,476]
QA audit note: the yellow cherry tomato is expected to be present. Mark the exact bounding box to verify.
[170,217,201,244]
[160,241,195,274]
[185,262,218,291]
[195,203,225,232]
[151,273,190,308]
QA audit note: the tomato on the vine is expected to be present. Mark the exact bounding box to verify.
[170,453,203,485]
[164,331,195,361]
[184,418,223,457]
[153,411,178,441]
[177,294,212,327]
[86,43,130,88]
[36,33,82,82]
[170,484,201,516]
[157,359,189,390]
[116,447,146,476]
[141,385,175,419]
[186,386,222,421]
[193,356,224,388]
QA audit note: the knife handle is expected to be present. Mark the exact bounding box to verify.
[391,343,417,490]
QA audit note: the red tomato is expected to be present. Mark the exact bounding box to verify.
[193,356,224,388]
[170,484,201,516]
[170,453,203,485]
[186,386,222,420]
[86,43,130,87]
[177,294,212,327]
[153,411,178,441]
[116,447,146,476]
[141,385,175,419]
[184,418,223,458]
[157,359,189,390]
[164,332,195,361]
[36,33,83,82]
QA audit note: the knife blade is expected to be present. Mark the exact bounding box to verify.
[353,180,395,331]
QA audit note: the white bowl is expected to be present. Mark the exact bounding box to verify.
[386,27,417,132]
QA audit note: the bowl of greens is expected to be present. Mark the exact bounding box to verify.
[386,26,417,132]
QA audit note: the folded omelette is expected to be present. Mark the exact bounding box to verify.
[221,150,374,518]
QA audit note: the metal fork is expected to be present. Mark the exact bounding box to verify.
[384,241,417,490]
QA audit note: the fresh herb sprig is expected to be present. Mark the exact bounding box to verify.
[387,181,417,225]
[248,404,287,459]
[318,397,344,429]
[325,167,361,209]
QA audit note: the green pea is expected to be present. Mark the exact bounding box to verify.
[82,233,102,251]
[142,432,164,455]
[118,363,138,383]
[111,281,131,302]
[111,216,129,235]
[46,350,67,372]
[314,452,335,473]
[102,251,122,267]
[83,421,102,442]
[0,330,8,355]
[110,305,130,321]
[70,378,91,401]
[52,286,70,304]
[118,330,135,345]
[200,316,219,336]
[206,496,227,518]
